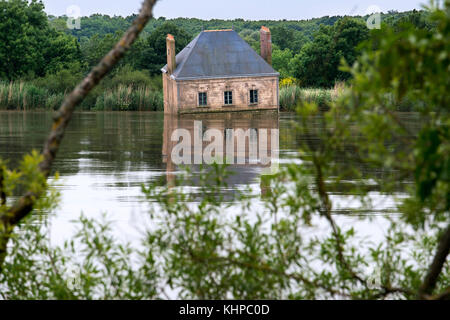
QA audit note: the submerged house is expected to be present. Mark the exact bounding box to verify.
[161,27,279,114]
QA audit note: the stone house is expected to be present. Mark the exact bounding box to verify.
[161,27,279,114]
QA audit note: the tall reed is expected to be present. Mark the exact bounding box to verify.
[94,85,163,111]
[0,81,163,111]
[279,84,341,111]
[0,81,50,110]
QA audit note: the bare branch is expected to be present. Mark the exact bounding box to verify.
[418,223,450,298]
[428,286,450,300]
[301,114,414,299]
[0,0,158,270]
[302,115,366,285]
[188,249,350,298]
[0,165,5,206]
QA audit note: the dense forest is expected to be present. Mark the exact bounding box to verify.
[0,0,435,111]
[0,0,449,301]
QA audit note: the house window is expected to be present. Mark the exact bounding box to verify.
[224,91,233,105]
[250,90,259,104]
[198,92,207,107]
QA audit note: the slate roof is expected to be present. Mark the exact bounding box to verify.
[161,30,279,80]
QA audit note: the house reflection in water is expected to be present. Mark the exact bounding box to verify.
[162,111,279,197]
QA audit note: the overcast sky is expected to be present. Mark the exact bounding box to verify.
[42,0,425,20]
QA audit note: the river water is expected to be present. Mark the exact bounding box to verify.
[0,111,418,245]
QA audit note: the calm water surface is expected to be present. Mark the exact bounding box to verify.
[0,111,296,242]
[0,111,419,244]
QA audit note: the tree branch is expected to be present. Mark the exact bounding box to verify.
[427,286,450,300]
[418,223,450,298]
[0,0,158,270]
[301,114,414,299]
[302,115,366,285]
[0,165,6,206]
[188,249,350,298]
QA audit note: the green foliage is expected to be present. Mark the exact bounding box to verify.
[0,213,159,299]
[0,151,55,218]
[80,32,122,69]
[32,65,84,95]
[338,2,450,229]
[136,22,192,75]
[0,0,82,80]
[93,65,164,111]
[43,30,84,75]
[131,3,450,297]
[290,18,369,87]
[272,48,294,79]
[279,84,342,111]
[53,11,418,47]
[94,85,163,111]
[0,81,52,110]
[384,9,434,31]
[106,65,162,90]
[51,14,132,40]
[1,4,437,110]
[0,2,449,301]
[91,65,163,111]
[271,25,307,52]
[0,0,48,79]
[0,65,163,111]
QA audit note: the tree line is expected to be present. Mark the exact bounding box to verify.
[0,0,435,112]
[0,0,449,300]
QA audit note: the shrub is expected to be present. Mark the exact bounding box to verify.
[32,68,84,95]
[280,85,334,111]
[93,85,163,111]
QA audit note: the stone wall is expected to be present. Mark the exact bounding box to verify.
[163,73,178,114]
[164,76,279,114]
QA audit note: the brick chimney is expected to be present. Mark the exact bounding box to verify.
[166,34,176,74]
[260,26,272,66]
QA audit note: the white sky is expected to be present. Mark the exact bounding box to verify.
[41,0,425,20]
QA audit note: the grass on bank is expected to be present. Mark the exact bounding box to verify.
[0,80,164,112]
[94,85,163,111]
[0,79,340,112]
[1,77,416,112]
[279,82,419,112]
[279,83,345,111]
[0,65,164,111]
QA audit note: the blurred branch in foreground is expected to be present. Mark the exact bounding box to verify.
[0,0,158,270]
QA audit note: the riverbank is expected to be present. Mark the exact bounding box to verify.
[278,83,419,112]
[0,80,164,112]
[279,84,344,111]
[1,80,418,112]
[1,79,340,112]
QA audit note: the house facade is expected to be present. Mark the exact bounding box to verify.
[161,27,279,114]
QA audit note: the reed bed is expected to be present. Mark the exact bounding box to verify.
[279,83,346,111]
[94,85,163,111]
[0,81,58,110]
[0,81,163,111]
